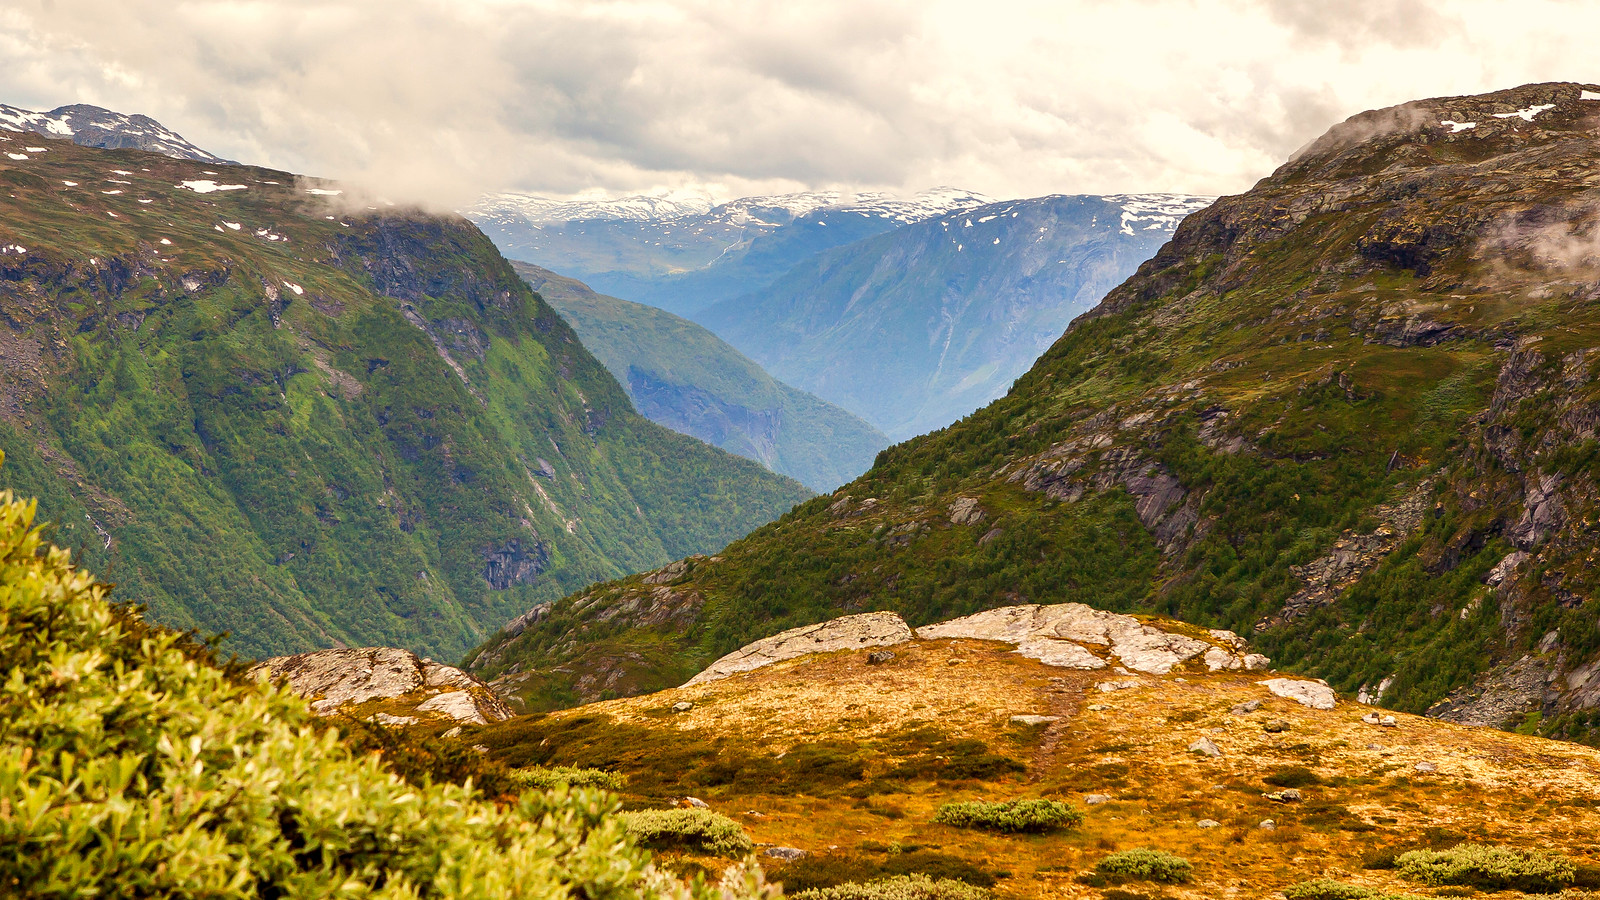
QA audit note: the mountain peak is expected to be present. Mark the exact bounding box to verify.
[0,102,224,163]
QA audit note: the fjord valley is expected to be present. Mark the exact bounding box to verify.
[0,132,808,662]
[472,82,1600,751]
[514,262,889,492]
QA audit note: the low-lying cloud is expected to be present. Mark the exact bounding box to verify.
[0,1,1595,208]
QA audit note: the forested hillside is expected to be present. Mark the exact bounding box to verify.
[0,137,808,661]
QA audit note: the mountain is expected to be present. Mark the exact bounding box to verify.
[0,102,225,162]
[698,193,1214,439]
[470,187,992,317]
[514,261,889,491]
[468,81,1600,748]
[0,135,809,662]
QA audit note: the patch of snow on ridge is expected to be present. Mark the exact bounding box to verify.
[180,180,247,194]
[1492,103,1556,121]
[1103,193,1214,235]
[1441,120,1477,132]
[306,188,342,196]
[1582,90,1600,101]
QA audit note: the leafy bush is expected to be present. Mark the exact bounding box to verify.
[932,798,1081,833]
[1094,849,1194,884]
[769,850,997,894]
[1282,880,1416,900]
[621,808,755,857]
[509,764,627,791]
[0,474,755,899]
[792,874,989,900]
[1397,844,1576,892]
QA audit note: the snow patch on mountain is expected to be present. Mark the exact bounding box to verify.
[473,186,991,229]
[0,103,223,163]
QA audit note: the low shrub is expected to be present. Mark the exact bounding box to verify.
[932,798,1081,833]
[620,808,754,857]
[1396,844,1576,893]
[1265,766,1323,788]
[792,874,989,900]
[1094,849,1193,884]
[509,765,627,791]
[770,850,997,894]
[1282,879,1415,900]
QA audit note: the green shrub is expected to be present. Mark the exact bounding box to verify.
[932,798,1081,833]
[1265,766,1324,788]
[1282,879,1416,900]
[770,850,996,894]
[621,808,755,857]
[792,874,990,900]
[0,474,758,899]
[509,764,627,791]
[1396,844,1576,892]
[1094,849,1194,884]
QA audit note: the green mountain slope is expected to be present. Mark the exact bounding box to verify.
[514,261,889,491]
[697,194,1205,439]
[0,136,809,662]
[469,82,1600,742]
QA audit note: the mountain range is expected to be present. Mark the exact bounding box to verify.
[0,102,226,162]
[514,262,888,491]
[470,81,1600,750]
[0,130,807,662]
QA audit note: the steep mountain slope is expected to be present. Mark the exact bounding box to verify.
[468,82,1600,747]
[470,188,991,317]
[515,262,889,491]
[0,136,808,662]
[0,102,224,162]
[700,193,1212,438]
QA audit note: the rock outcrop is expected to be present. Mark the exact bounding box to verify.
[253,647,512,724]
[681,602,1271,686]
[684,612,916,685]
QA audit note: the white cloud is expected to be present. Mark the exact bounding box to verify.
[0,0,1595,207]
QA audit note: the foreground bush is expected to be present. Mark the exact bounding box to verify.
[621,808,755,857]
[0,472,758,899]
[1282,879,1416,900]
[511,764,628,791]
[932,798,1081,833]
[1095,849,1193,884]
[1396,844,1575,892]
[792,874,989,900]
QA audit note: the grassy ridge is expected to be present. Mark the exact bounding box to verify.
[0,137,809,660]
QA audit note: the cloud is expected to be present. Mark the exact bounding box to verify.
[0,0,1595,207]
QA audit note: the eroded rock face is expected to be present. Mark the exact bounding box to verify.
[684,612,915,686]
[1259,678,1338,710]
[916,603,1258,675]
[252,647,512,723]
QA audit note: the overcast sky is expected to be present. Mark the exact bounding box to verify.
[1,1,1595,206]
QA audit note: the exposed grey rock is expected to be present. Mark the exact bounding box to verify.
[1426,655,1550,727]
[1259,678,1337,709]
[672,701,694,713]
[1084,794,1112,805]
[866,650,897,665]
[763,847,807,861]
[1362,712,1383,725]
[1230,700,1263,715]
[1263,720,1290,733]
[948,497,986,526]
[684,612,914,685]
[644,558,692,585]
[1197,819,1221,828]
[416,691,494,725]
[1380,716,1397,727]
[1015,638,1106,669]
[500,603,549,640]
[1259,819,1276,830]
[252,647,511,722]
[372,713,417,726]
[1264,789,1303,803]
[1009,714,1061,726]
[1357,675,1395,705]
[917,602,1249,674]
[682,796,710,809]
[1414,761,1438,773]
[1096,680,1140,693]
[1509,472,1565,549]
[1188,737,1222,758]
[1485,550,1529,587]
[481,537,550,590]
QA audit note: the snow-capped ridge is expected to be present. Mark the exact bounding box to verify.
[473,187,993,229]
[0,103,223,163]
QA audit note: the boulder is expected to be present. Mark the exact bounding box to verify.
[1230,699,1263,715]
[1188,737,1223,758]
[948,497,987,526]
[1259,678,1337,709]
[866,650,897,665]
[1263,720,1291,733]
[763,847,807,861]
[1264,789,1303,803]
[251,647,511,722]
[1009,714,1061,726]
[684,612,914,686]
[1084,794,1112,805]
[672,701,694,713]
[1015,638,1106,669]
[416,691,492,725]
[1197,819,1221,828]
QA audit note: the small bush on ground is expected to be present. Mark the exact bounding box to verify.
[933,798,1081,833]
[621,808,755,857]
[792,874,989,900]
[509,764,627,791]
[1265,766,1324,788]
[1094,849,1194,884]
[770,850,997,894]
[1396,844,1576,893]
[1282,879,1417,900]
